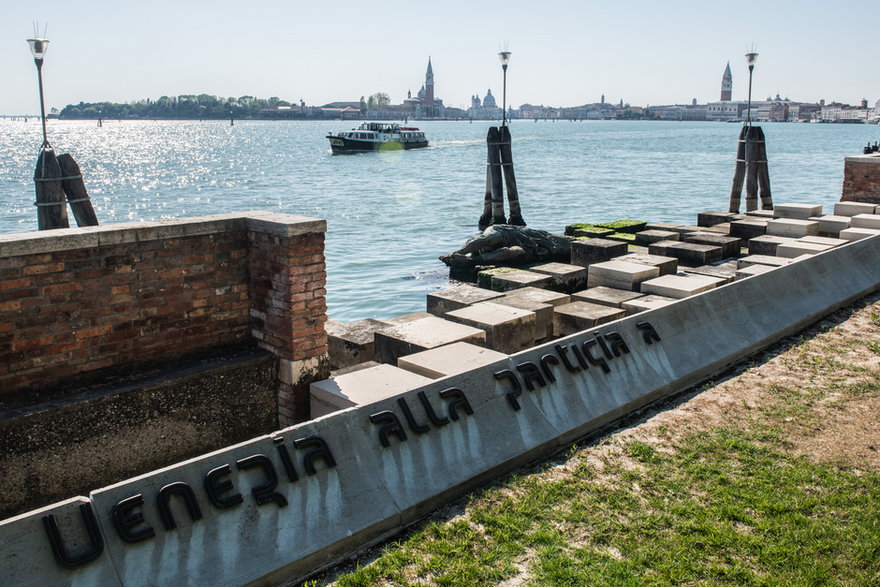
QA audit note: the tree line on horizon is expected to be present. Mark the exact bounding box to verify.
[58,94,297,120]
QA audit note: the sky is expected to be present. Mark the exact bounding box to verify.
[1,0,876,115]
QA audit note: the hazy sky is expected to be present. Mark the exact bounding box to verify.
[2,0,876,115]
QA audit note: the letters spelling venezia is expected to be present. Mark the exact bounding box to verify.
[42,322,662,569]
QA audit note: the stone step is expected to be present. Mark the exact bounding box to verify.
[833,201,878,216]
[747,235,799,256]
[839,227,880,241]
[682,260,738,284]
[491,296,554,341]
[445,301,537,354]
[766,218,820,238]
[489,269,554,292]
[773,203,823,220]
[745,209,776,219]
[326,318,388,370]
[374,316,486,364]
[553,301,626,337]
[397,342,509,379]
[729,218,768,240]
[426,284,505,317]
[736,254,792,269]
[734,263,777,280]
[640,273,726,299]
[310,363,434,418]
[683,233,743,259]
[647,241,724,267]
[776,241,834,258]
[697,211,744,227]
[850,213,880,230]
[529,262,588,293]
[635,229,680,246]
[812,215,851,236]
[572,286,646,308]
[617,252,679,275]
[586,260,659,291]
[570,238,628,267]
[621,294,676,315]
[799,235,848,247]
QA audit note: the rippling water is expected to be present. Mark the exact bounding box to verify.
[1,118,877,320]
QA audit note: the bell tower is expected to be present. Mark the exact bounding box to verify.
[424,57,435,106]
[721,62,732,101]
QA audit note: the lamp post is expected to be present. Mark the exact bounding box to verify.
[498,49,511,126]
[27,36,50,147]
[745,49,758,126]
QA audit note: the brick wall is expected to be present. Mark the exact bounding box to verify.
[841,153,880,203]
[0,212,327,423]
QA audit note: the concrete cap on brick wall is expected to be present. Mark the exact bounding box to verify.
[0,212,326,258]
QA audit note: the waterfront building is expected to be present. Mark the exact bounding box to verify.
[706,101,747,122]
[467,89,502,120]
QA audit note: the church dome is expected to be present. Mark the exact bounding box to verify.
[483,89,496,108]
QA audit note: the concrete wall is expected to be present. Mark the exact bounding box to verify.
[2,233,878,586]
[0,212,328,423]
[0,350,276,520]
[841,153,880,203]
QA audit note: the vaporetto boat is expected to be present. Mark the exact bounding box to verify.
[326,122,429,154]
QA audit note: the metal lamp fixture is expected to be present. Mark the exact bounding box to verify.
[745,47,758,125]
[27,34,51,146]
[498,48,511,126]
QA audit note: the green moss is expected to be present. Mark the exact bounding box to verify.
[595,219,647,234]
[605,232,637,243]
[477,267,519,289]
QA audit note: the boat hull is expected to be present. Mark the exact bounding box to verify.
[327,136,428,154]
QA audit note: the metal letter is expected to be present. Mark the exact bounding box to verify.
[157,482,203,531]
[204,464,244,509]
[293,436,337,475]
[440,387,473,420]
[554,344,582,373]
[637,321,662,344]
[397,397,431,434]
[236,454,288,508]
[516,361,547,391]
[369,411,408,447]
[110,494,155,543]
[42,503,104,568]
[418,390,450,426]
[494,369,523,411]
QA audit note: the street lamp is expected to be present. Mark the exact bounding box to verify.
[498,48,511,126]
[27,35,51,147]
[745,48,758,125]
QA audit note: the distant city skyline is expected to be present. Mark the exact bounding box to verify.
[1,1,876,116]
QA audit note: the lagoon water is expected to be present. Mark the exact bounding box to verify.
[1,118,877,321]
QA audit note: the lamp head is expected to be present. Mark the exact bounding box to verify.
[498,50,511,70]
[745,49,758,71]
[27,38,49,61]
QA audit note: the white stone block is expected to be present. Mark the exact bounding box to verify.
[639,274,725,299]
[833,201,878,216]
[773,203,823,220]
[397,342,508,379]
[310,364,433,417]
[850,214,880,230]
[766,218,820,238]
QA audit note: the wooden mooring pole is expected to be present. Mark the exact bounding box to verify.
[499,125,525,226]
[479,125,526,228]
[34,146,69,230]
[729,125,772,213]
[486,126,506,225]
[58,153,99,227]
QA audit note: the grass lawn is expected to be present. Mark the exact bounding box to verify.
[313,294,880,586]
